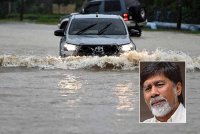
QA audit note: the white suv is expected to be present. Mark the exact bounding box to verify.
[54,14,136,57]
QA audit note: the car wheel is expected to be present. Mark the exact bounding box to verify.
[129,31,141,37]
[129,28,142,37]
[137,7,146,22]
[59,38,64,57]
[59,43,62,57]
[135,31,142,37]
[60,22,68,30]
[129,6,147,22]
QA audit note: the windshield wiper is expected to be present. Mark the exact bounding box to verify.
[76,23,97,35]
[97,23,112,35]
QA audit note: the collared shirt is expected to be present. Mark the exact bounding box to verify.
[143,103,186,123]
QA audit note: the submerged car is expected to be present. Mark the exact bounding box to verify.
[58,0,147,37]
[54,14,136,57]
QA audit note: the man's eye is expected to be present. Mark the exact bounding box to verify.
[143,86,151,92]
[156,83,165,88]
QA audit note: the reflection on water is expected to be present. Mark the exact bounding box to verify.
[114,83,134,111]
[58,74,82,107]
[58,75,82,93]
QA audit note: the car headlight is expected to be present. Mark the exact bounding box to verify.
[64,43,76,51]
[121,43,133,51]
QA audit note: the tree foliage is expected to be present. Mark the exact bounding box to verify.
[0,0,199,24]
[140,0,200,24]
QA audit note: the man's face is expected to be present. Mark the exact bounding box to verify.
[142,74,181,117]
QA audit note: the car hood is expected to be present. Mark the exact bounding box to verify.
[66,35,130,45]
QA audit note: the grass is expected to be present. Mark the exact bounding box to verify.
[0,13,66,24]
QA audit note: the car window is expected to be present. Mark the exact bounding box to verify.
[124,0,140,8]
[69,18,126,35]
[104,0,121,12]
[84,1,101,13]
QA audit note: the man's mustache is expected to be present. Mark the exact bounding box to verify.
[150,96,167,107]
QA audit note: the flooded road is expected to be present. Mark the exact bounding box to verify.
[0,23,200,134]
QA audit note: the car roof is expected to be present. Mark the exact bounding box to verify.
[72,14,122,19]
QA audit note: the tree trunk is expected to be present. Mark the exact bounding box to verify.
[20,0,24,21]
[177,0,182,30]
[8,1,12,14]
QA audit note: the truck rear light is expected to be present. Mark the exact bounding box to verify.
[123,13,129,21]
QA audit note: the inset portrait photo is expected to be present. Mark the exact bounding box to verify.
[139,61,186,123]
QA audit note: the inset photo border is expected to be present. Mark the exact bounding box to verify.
[139,61,186,123]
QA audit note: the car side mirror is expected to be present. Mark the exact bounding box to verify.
[54,29,64,36]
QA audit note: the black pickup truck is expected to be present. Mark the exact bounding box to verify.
[58,0,147,37]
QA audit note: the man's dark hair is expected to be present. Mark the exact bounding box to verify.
[140,62,184,104]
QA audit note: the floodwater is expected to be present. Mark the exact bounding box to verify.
[0,23,200,134]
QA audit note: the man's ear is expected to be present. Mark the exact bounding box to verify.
[176,82,182,95]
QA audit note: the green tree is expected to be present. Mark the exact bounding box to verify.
[141,0,199,24]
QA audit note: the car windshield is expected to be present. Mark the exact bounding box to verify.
[68,18,127,35]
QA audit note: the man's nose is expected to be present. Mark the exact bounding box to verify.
[151,86,160,98]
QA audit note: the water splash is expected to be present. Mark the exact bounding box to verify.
[1,49,200,71]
